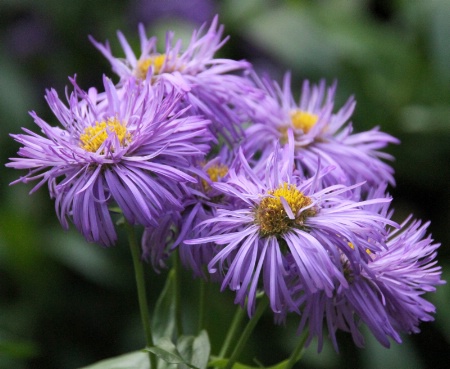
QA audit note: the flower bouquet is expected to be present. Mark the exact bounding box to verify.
[7,16,444,369]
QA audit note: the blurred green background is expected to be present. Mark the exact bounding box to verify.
[1,0,450,368]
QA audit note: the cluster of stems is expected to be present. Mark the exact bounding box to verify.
[125,219,307,369]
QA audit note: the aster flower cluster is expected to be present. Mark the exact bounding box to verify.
[7,15,444,358]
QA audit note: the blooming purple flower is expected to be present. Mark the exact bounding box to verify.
[186,133,397,316]
[141,210,181,271]
[243,73,399,189]
[7,76,211,247]
[285,213,444,352]
[90,16,258,143]
[175,146,237,278]
[141,145,237,275]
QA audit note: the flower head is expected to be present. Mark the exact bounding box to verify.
[187,134,396,316]
[243,73,399,189]
[287,214,444,352]
[174,146,237,278]
[7,76,211,246]
[90,16,257,143]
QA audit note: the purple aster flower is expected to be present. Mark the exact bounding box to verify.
[287,213,444,352]
[141,210,181,271]
[174,145,237,279]
[186,133,397,316]
[243,72,399,189]
[141,145,236,276]
[7,76,211,247]
[90,16,257,143]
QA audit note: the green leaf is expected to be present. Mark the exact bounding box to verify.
[242,5,338,72]
[178,330,211,369]
[360,325,424,369]
[152,269,176,342]
[429,265,450,344]
[78,351,149,369]
[176,336,195,369]
[44,230,123,288]
[147,331,211,369]
[428,0,450,84]
[0,340,39,359]
[146,337,195,368]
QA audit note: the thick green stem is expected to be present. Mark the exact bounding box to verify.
[125,221,157,369]
[224,297,269,369]
[218,305,246,358]
[283,329,308,369]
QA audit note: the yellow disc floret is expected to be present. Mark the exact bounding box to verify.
[255,182,316,237]
[206,164,228,183]
[202,164,228,192]
[79,117,130,153]
[136,54,168,79]
[290,110,318,133]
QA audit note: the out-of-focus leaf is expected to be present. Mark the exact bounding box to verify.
[428,0,450,84]
[0,339,39,359]
[360,326,423,369]
[400,105,450,133]
[0,52,38,134]
[152,269,176,342]
[44,230,125,288]
[220,0,268,24]
[241,5,339,72]
[300,337,338,368]
[429,265,450,344]
[78,350,149,369]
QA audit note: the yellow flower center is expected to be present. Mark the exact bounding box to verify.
[255,182,315,237]
[79,117,130,153]
[136,54,169,79]
[290,110,318,133]
[202,164,228,192]
[206,164,228,182]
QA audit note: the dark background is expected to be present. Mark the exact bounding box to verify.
[1,1,450,368]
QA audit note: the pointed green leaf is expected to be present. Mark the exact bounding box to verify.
[178,330,211,369]
[152,269,176,342]
[146,337,196,368]
[177,336,195,369]
[78,351,149,369]
[190,330,211,369]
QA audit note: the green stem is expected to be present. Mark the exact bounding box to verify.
[283,329,308,369]
[224,297,269,369]
[218,305,246,358]
[173,249,183,336]
[125,221,157,369]
[198,278,207,333]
